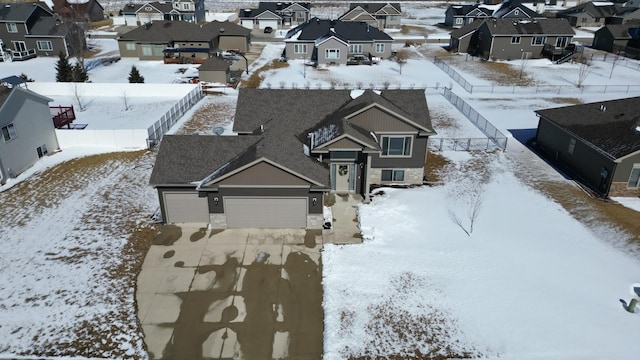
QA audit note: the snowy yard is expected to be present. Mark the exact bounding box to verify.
[1,2,640,358]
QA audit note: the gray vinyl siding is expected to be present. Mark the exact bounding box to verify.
[118,41,138,57]
[218,36,249,52]
[323,137,364,150]
[31,37,66,56]
[349,107,417,132]
[285,41,314,60]
[0,90,58,181]
[208,187,323,214]
[199,69,229,84]
[216,162,312,186]
[488,36,546,60]
[613,152,640,183]
[536,118,616,194]
[370,136,428,168]
[316,38,347,65]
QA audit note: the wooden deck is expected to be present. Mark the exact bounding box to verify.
[51,105,76,129]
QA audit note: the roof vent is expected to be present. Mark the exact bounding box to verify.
[219,27,225,33]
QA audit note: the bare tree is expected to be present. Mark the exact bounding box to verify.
[71,83,88,111]
[395,49,410,75]
[449,191,483,237]
[575,54,591,88]
[609,53,621,79]
[449,209,471,237]
[121,90,130,111]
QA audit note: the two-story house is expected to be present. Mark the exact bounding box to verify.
[53,0,104,22]
[557,1,623,27]
[0,2,84,61]
[283,18,393,66]
[445,0,545,29]
[238,2,311,30]
[121,0,205,26]
[339,3,402,29]
[149,88,436,228]
[0,81,59,185]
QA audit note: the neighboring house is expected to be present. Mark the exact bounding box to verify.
[534,97,640,197]
[0,2,85,60]
[449,18,484,52]
[339,3,402,29]
[283,18,393,66]
[121,0,205,26]
[53,0,104,22]
[238,2,310,30]
[490,0,544,20]
[456,18,574,60]
[557,1,623,27]
[117,20,250,62]
[592,22,638,52]
[444,4,493,29]
[0,82,59,185]
[149,88,436,228]
[610,7,640,25]
[198,56,230,83]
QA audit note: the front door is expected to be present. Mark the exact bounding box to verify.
[12,41,26,52]
[333,163,354,193]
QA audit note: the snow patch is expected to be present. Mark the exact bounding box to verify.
[350,89,365,99]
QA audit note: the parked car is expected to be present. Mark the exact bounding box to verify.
[264,26,273,34]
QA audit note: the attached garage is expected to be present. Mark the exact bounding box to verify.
[258,19,279,30]
[224,197,307,228]
[163,192,209,223]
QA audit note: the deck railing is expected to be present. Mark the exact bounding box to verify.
[50,105,76,129]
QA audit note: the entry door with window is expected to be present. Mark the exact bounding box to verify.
[332,163,355,193]
[12,41,27,52]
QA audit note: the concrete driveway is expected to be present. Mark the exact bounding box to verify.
[137,226,323,360]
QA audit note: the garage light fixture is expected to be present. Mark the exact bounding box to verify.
[214,197,219,205]
[312,197,317,206]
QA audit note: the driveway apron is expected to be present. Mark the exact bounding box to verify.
[137,226,323,360]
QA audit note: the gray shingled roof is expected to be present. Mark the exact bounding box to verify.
[202,20,251,37]
[149,135,262,185]
[559,2,622,18]
[0,3,49,22]
[285,18,392,42]
[484,18,574,36]
[492,1,540,19]
[599,24,633,39]
[198,57,230,71]
[28,16,72,37]
[451,18,485,38]
[535,97,640,159]
[349,3,401,13]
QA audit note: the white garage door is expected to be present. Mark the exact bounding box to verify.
[258,19,279,30]
[164,192,209,223]
[241,19,254,29]
[225,197,307,228]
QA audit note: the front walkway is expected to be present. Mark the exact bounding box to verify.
[137,227,323,359]
[323,194,364,244]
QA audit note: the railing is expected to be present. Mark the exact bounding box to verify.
[443,88,508,150]
[50,105,76,129]
[11,48,36,61]
[433,56,474,93]
[146,85,204,148]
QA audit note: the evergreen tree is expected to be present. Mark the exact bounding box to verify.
[72,63,88,82]
[55,51,73,82]
[128,66,144,83]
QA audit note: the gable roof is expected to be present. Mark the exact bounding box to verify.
[28,16,75,37]
[491,0,541,19]
[598,23,634,39]
[202,20,251,36]
[348,3,401,14]
[119,20,246,43]
[482,18,574,36]
[0,2,53,22]
[239,2,310,19]
[535,97,640,160]
[198,56,230,71]
[285,18,392,42]
[451,18,485,38]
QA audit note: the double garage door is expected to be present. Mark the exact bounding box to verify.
[225,197,307,228]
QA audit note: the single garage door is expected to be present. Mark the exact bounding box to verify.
[164,192,209,223]
[258,19,279,30]
[225,197,307,228]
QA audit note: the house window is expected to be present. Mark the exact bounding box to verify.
[294,44,307,54]
[37,144,48,158]
[375,43,384,53]
[555,37,568,48]
[1,123,17,142]
[581,18,587,23]
[183,3,189,10]
[381,135,412,157]
[6,23,17,33]
[594,17,601,23]
[381,169,405,182]
[531,36,546,46]
[349,44,363,54]
[153,44,164,56]
[455,18,463,25]
[511,36,521,44]
[568,138,576,155]
[325,49,340,59]
[125,42,136,51]
[141,44,153,56]
[36,41,53,51]
[628,164,640,188]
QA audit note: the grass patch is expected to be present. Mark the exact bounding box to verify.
[89,18,113,30]
[400,25,433,36]
[549,97,582,105]
[479,61,535,86]
[424,152,452,183]
[240,60,289,88]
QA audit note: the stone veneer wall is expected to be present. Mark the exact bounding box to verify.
[609,182,640,197]
[307,214,324,229]
[209,214,227,229]
[368,167,424,187]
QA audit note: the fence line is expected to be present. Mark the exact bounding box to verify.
[428,137,500,151]
[433,55,640,94]
[442,88,508,150]
[146,85,204,147]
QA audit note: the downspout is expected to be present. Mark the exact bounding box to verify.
[0,157,5,185]
[364,153,372,203]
